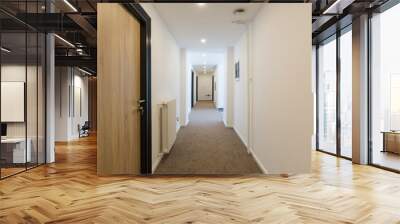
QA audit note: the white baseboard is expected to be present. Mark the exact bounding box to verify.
[224,120,233,128]
[232,127,267,174]
[185,118,189,126]
[152,153,164,173]
[233,126,248,147]
[248,147,268,174]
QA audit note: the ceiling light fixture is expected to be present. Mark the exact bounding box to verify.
[200,38,207,44]
[322,0,347,14]
[76,49,84,55]
[78,67,93,76]
[197,3,206,7]
[1,47,11,53]
[63,0,78,12]
[54,34,75,48]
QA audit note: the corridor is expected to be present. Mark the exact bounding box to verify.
[155,101,262,174]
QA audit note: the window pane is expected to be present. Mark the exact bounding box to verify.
[371,3,400,171]
[318,37,337,154]
[340,29,352,158]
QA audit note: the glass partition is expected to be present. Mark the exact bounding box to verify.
[0,31,28,177]
[317,36,337,154]
[27,31,38,169]
[38,32,45,165]
[370,3,400,171]
[0,1,46,179]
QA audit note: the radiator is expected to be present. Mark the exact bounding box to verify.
[160,99,177,154]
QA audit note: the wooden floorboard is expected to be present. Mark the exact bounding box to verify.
[1,135,400,223]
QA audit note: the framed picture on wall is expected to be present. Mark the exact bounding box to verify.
[235,61,240,80]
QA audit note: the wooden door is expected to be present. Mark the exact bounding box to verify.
[97,4,141,175]
[198,75,213,101]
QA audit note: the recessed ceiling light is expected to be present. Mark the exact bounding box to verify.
[197,3,206,7]
[200,38,207,44]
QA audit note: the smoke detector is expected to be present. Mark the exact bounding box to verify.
[233,8,246,15]
[232,8,246,25]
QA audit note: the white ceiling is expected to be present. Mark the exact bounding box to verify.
[192,64,217,75]
[188,51,225,74]
[152,3,263,50]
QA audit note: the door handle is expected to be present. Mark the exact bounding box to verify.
[137,99,145,116]
[138,106,144,116]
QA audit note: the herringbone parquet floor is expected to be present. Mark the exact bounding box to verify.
[1,135,400,223]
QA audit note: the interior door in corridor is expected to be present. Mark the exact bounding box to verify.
[97,3,141,175]
[198,75,213,101]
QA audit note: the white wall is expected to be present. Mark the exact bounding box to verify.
[180,49,189,126]
[234,4,312,174]
[142,4,181,172]
[72,74,89,137]
[54,67,70,141]
[186,51,193,125]
[312,45,317,150]
[1,65,37,140]
[224,47,234,127]
[233,33,249,146]
[54,67,89,141]
[216,60,226,109]
[2,64,47,164]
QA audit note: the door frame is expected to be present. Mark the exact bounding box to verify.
[212,75,215,101]
[124,3,152,175]
[196,76,198,102]
[191,70,194,108]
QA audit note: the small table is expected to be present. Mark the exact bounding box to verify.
[382,131,400,154]
[1,138,31,164]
